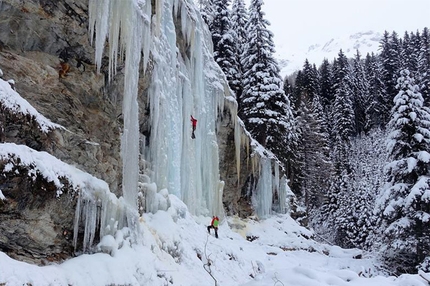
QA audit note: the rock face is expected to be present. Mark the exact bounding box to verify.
[0,166,76,264]
[0,0,125,190]
[0,0,127,264]
[0,0,268,265]
[217,110,255,217]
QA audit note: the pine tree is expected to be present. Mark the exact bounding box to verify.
[418,28,430,105]
[319,58,335,110]
[332,50,355,173]
[291,70,304,110]
[364,52,387,129]
[376,69,430,273]
[240,0,297,169]
[380,31,402,124]
[230,0,249,104]
[403,31,420,74]
[351,50,370,135]
[210,0,239,95]
[198,0,215,26]
[292,60,333,206]
[303,95,332,209]
[343,129,388,249]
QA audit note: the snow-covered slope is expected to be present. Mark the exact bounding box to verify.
[278,30,382,77]
[2,197,430,286]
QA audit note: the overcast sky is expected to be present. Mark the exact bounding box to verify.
[249,0,430,54]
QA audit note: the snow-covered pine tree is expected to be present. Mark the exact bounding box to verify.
[291,70,304,110]
[376,69,430,273]
[418,28,430,105]
[402,32,414,73]
[305,95,332,209]
[351,50,370,135]
[318,170,351,244]
[292,59,332,208]
[379,31,402,125]
[240,0,297,170]
[332,50,355,173]
[230,0,248,104]
[319,58,335,111]
[364,52,387,130]
[198,0,215,26]
[209,0,239,94]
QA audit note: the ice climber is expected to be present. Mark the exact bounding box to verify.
[190,115,197,139]
[207,216,219,238]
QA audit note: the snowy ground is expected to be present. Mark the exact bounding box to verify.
[1,195,430,286]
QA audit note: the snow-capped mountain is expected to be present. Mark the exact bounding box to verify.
[278,30,383,78]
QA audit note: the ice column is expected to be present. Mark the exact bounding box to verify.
[88,0,152,220]
[279,175,289,214]
[253,157,273,218]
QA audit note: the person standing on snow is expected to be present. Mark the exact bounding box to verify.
[207,216,219,238]
[190,115,197,139]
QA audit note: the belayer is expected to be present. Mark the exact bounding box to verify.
[190,115,197,139]
[207,216,219,238]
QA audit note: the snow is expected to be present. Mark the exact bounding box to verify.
[0,78,63,133]
[2,195,430,286]
[0,143,107,197]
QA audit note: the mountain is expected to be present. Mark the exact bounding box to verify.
[277,30,383,77]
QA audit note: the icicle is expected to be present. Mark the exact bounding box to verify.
[234,116,241,185]
[253,158,273,218]
[279,175,288,214]
[82,198,97,252]
[88,0,109,73]
[144,0,227,218]
[274,161,279,198]
[73,183,133,253]
[73,192,82,252]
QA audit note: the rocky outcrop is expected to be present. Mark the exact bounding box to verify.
[0,163,76,264]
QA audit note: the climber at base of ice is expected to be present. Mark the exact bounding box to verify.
[190,115,197,139]
[207,216,219,238]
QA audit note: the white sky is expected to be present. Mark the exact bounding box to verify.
[248,0,430,54]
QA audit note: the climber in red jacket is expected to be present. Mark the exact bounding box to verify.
[190,115,197,139]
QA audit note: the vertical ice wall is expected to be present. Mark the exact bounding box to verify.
[239,130,291,218]
[148,0,226,216]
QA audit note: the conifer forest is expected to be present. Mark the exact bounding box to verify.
[200,0,430,275]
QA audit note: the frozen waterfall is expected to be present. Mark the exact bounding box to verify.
[69,0,295,252]
[82,0,291,243]
[88,0,227,218]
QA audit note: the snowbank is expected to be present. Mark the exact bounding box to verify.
[1,196,429,286]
